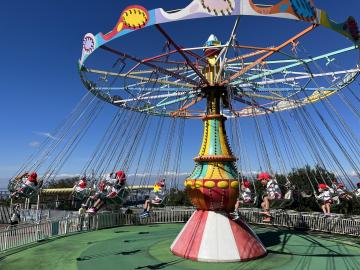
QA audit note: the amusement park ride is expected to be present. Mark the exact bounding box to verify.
[8,0,360,263]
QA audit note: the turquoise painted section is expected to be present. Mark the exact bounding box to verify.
[140,94,195,112]
[214,119,222,155]
[189,163,203,179]
[233,46,357,84]
[207,119,222,155]
[280,4,289,12]
[208,119,215,155]
[289,0,316,20]
[188,163,209,179]
[224,163,238,179]
[199,164,208,179]
[189,163,237,180]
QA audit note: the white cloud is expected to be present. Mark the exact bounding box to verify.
[127,173,151,177]
[238,170,261,176]
[163,171,190,176]
[349,171,358,177]
[127,172,190,177]
[53,173,81,179]
[34,131,57,140]
[29,141,41,148]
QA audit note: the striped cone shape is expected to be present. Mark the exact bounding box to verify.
[171,210,267,262]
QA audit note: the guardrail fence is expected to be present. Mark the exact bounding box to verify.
[0,206,10,224]
[239,209,360,237]
[1,208,359,253]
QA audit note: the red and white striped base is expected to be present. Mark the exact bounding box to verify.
[171,210,267,262]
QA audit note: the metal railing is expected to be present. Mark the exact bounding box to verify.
[1,208,359,253]
[238,208,360,237]
[0,209,193,253]
[19,209,79,223]
[0,205,10,224]
[0,216,81,252]
[0,189,10,200]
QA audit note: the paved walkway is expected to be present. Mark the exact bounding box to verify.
[1,224,360,270]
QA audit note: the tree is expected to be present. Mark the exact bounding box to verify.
[167,188,192,206]
[45,177,79,188]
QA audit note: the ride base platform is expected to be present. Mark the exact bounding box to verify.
[1,223,360,270]
[170,210,267,262]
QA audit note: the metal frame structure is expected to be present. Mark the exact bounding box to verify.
[79,0,360,118]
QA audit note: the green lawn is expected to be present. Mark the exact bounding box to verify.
[1,224,360,270]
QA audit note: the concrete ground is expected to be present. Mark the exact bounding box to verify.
[1,224,360,270]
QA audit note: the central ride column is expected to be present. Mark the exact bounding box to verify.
[170,35,267,262]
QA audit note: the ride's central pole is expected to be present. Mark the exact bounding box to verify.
[185,86,239,212]
[171,35,267,262]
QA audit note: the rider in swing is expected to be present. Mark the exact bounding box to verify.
[73,176,88,193]
[11,172,39,198]
[331,180,353,202]
[315,183,333,217]
[258,172,282,222]
[141,179,166,218]
[87,170,126,213]
[231,179,253,220]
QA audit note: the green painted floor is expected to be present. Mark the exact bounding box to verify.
[1,224,360,270]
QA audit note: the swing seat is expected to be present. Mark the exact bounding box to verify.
[241,195,257,207]
[11,181,42,199]
[73,188,92,201]
[151,198,163,205]
[338,193,352,200]
[300,191,313,198]
[106,188,130,205]
[150,190,167,206]
[269,190,294,209]
[331,196,340,205]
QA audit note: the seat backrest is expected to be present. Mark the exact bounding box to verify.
[284,190,293,200]
[269,192,294,209]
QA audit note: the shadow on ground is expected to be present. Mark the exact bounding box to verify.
[76,249,142,261]
[135,259,185,270]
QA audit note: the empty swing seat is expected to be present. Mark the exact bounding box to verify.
[241,195,257,207]
[269,190,294,209]
[149,190,167,205]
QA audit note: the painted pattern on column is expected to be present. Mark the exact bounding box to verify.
[185,89,239,211]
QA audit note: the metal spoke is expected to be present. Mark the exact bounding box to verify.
[101,45,200,86]
[215,16,241,83]
[114,90,200,104]
[222,24,318,85]
[231,46,357,84]
[155,24,210,86]
[84,68,195,88]
[235,68,360,88]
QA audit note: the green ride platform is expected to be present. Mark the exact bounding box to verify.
[1,224,360,270]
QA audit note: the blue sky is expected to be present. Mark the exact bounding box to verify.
[1,1,360,188]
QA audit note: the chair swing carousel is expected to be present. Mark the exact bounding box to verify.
[76,0,360,262]
[8,0,360,264]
